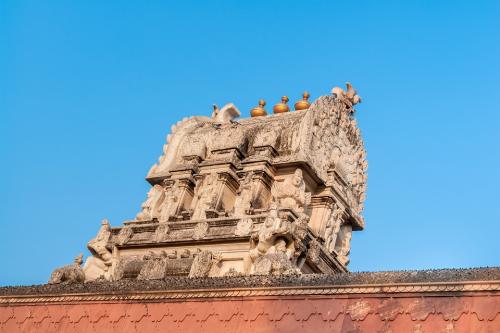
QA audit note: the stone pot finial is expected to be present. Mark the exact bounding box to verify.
[294,92,311,110]
[250,99,267,117]
[273,96,290,114]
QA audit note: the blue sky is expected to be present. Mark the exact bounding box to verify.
[1,1,499,286]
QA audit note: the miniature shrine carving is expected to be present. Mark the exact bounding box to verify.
[50,84,367,282]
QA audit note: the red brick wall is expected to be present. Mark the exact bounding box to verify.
[1,293,499,332]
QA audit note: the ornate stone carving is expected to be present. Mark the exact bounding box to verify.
[192,221,209,240]
[233,173,254,216]
[244,204,305,274]
[324,204,344,253]
[136,184,165,221]
[82,219,115,281]
[188,250,222,278]
[154,223,170,243]
[336,224,353,265]
[253,242,301,275]
[306,239,321,265]
[211,103,241,123]
[331,82,362,108]
[159,182,181,222]
[309,95,368,215]
[191,174,217,220]
[87,219,112,262]
[137,252,168,280]
[49,87,369,282]
[48,254,85,284]
[272,169,310,214]
[147,116,213,177]
[116,226,133,246]
[235,218,253,237]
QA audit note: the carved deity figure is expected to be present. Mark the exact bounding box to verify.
[272,169,310,213]
[48,254,85,284]
[191,174,216,220]
[244,204,296,274]
[136,184,165,221]
[87,219,112,262]
[159,183,181,222]
[83,219,114,281]
[324,204,344,253]
[233,173,254,216]
[335,224,352,266]
[253,237,300,275]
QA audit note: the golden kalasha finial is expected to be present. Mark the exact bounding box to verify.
[250,99,267,117]
[294,92,311,110]
[273,96,290,114]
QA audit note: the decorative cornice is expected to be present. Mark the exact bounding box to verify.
[1,280,498,305]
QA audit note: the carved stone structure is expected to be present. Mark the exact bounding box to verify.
[49,84,368,282]
[48,254,84,284]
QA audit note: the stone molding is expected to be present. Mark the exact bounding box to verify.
[1,280,498,305]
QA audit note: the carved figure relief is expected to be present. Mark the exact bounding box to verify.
[188,250,222,278]
[191,174,217,220]
[307,239,321,265]
[46,88,371,284]
[116,226,133,246]
[309,95,367,215]
[159,183,181,222]
[324,204,344,253]
[272,169,310,214]
[235,218,253,237]
[83,219,114,281]
[136,184,165,221]
[137,251,168,280]
[335,224,353,265]
[154,223,170,243]
[192,221,209,240]
[87,219,112,263]
[244,204,301,274]
[253,237,301,275]
[233,173,254,216]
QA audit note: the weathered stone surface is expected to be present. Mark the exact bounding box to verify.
[188,250,221,278]
[6,268,500,296]
[48,254,85,284]
[49,86,371,282]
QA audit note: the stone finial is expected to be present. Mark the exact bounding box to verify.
[331,82,362,108]
[273,96,290,114]
[212,103,241,122]
[250,99,267,117]
[294,92,311,110]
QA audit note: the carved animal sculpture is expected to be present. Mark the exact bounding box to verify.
[48,254,85,284]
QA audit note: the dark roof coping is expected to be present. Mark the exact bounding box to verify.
[1,267,499,297]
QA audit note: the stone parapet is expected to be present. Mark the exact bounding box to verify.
[1,268,499,332]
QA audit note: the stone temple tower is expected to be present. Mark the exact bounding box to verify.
[55,83,367,282]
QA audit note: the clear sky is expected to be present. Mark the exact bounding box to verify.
[1,1,499,286]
